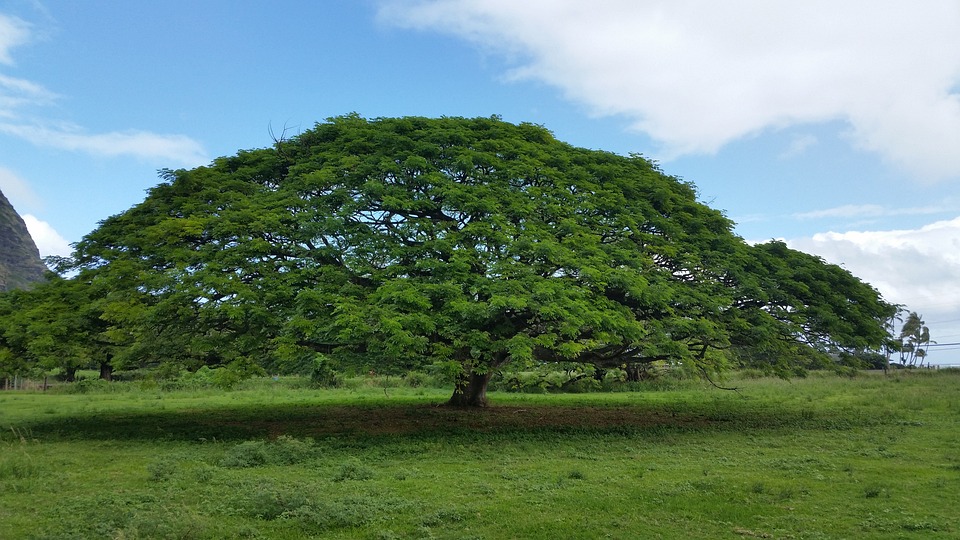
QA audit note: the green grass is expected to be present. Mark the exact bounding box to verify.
[1,370,959,538]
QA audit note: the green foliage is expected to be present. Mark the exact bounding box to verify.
[332,458,375,482]
[899,311,933,366]
[220,440,270,468]
[0,116,897,405]
[154,364,262,391]
[220,436,316,468]
[236,481,312,520]
[146,457,179,482]
[308,355,339,388]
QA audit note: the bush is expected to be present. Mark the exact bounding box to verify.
[146,457,178,482]
[332,458,374,482]
[269,435,315,465]
[402,371,430,388]
[220,437,316,468]
[153,364,260,391]
[239,481,310,520]
[220,441,269,468]
[495,365,605,394]
[54,378,118,394]
[310,356,340,388]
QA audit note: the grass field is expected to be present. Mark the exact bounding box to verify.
[1,370,958,539]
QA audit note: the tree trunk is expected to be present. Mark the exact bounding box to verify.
[447,370,493,407]
[99,361,114,381]
[64,366,77,382]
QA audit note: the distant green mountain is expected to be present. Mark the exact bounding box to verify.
[0,189,46,291]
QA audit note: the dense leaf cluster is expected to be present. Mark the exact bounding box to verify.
[0,116,896,404]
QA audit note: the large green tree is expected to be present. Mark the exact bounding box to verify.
[0,275,105,381]
[53,115,895,405]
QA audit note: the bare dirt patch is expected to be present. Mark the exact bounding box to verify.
[207,404,714,439]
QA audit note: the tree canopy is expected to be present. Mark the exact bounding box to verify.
[1,116,897,404]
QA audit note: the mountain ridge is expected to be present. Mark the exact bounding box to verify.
[0,189,47,291]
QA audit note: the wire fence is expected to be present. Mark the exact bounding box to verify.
[1,376,54,391]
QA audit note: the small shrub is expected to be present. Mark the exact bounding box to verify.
[221,441,270,468]
[332,458,374,482]
[211,367,244,390]
[420,507,465,527]
[242,482,310,520]
[269,435,315,465]
[146,457,178,482]
[67,378,113,394]
[776,487,796,501]
[310,356,340,388]
[192,463,216,483]
[220,437,315,468]
[285,500,371,531]
[901,520,938,532]
[403,371,430,388]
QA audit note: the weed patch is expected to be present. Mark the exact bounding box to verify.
[220,436,316,468]
[146,456,179,482]
[332,458,375,482]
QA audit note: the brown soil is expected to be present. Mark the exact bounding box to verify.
[209,404,712,439]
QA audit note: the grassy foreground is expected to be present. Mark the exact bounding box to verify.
[1,371,958,539]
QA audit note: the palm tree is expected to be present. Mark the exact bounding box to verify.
[899,312,932,367]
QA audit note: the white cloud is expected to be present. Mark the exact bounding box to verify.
[0,73,57,115]
[22,214,72,258]
[0,13,31,65]
[788,217,960,321]
[779,134,818,159]
[380,0,960,180]
[0,122,208,167]
[0,166,40,209]
[0,11,207,167]
[0,16,55,118]
[793,201,960,220]
[793,204,886,220]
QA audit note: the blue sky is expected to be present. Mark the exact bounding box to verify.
[1,1,959,363]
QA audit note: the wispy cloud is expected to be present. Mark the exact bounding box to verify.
[0,122,208,167]
[793,204,887,220]
[779,134,818,159]
[793,203,958,220]
[0,13,31,65]
[0,73,57,113]
[381,0,960,181]
[0,166,40,209]
[0,11,208,166]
